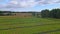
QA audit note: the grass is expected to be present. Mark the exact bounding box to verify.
[0,16,60,34]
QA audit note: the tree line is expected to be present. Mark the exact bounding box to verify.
[41,8,60,19]
[0,8,60,19]
[0,11,13,16]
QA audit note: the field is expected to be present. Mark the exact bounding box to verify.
[0,16,60,34]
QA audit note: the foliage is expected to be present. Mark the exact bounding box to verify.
[41,8,60,18]
[0,11,12,16]
[41,9,50,18]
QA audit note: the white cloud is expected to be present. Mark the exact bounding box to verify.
[39,0,60,4]
[9,1,18,5]
[6,0,37,8]
[0,0,60,8]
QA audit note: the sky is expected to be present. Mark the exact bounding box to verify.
[0,0,60,12]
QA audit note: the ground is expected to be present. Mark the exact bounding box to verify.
[0,16,60,34]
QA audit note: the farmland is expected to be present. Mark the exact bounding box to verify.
[0,16,60,34]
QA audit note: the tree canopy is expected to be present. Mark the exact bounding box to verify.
[41,8,60,19]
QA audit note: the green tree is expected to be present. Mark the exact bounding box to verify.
[41,9,50,18]
[50,9,60,18]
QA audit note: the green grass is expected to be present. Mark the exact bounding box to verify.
[0,16,60,34]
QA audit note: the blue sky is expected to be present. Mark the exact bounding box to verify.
[0,0,60,12]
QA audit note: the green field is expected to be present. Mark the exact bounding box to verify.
[0,16,60,34]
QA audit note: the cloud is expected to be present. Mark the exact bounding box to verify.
[6,0,37,8]
[0,0,60,8]
[38,0,60,5]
